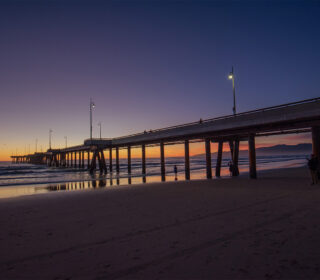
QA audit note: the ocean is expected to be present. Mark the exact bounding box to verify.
[0,154,309,199]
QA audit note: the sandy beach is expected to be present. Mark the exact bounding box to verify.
[0,167,319,279]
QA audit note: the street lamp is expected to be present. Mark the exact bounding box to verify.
[64,136,68,148]
[35,138,38,153]
[49,129,53,150]
[90,98,95,140]
[98,122,102,139]
[228,66,236,115]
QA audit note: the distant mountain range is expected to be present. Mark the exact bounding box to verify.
[192,143,312,158]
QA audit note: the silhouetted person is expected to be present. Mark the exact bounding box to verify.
[308,154,318,185]
[99,178,106,187]
[174,165,178,181]
[228,161,233,177]
[199,118,203,124]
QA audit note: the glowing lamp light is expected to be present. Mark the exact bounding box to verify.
[228,73,233,80]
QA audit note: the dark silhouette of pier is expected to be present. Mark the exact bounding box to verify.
[11,97,320,180]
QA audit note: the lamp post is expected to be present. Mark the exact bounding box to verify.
[49,129,53,150]
[35,138,38,153]
[90,98,95,140]
[228,66,236,115]
[98,122,102,139]
[64,136,67,148]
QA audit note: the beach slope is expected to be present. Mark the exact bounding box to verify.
[0,167,319,279]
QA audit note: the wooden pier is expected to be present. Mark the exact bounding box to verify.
[11,98,320,180]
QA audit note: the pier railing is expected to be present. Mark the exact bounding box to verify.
[112,97,320,140]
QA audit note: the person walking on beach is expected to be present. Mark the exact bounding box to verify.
[308,154,318,185]
[174,165,178,181]
[228,161,233,177]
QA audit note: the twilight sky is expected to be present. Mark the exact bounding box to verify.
[0,0,319,160]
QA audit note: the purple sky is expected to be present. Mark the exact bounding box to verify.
[0,0,319,159]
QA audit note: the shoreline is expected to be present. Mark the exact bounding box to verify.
[0,164,308,200]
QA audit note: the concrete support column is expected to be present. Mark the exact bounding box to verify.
[233,139,240,176]
[185,140,190,180]
[160,141,165,181]
[109,148,113,172]
[248,134,257,179]
[228,140,234,159]
[142,144,146,176]
[99,149,107,174]
[312,126,320,159]
[116,147,120,174]
[128,146,131,175]
[82,151,85,168]
[66,153,69,167]
[74,152,77,168]
[205,138,212,179]
[87,151,90,169]
[229,139,240,176]
[89,150,97,173]
[215,141,223,177]
[79,152,82,169]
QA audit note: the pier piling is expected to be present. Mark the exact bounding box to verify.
[116,147,120,174]
[109,148,113,172]
[160,141,165,181]
[215,141,223,177]
[205,138,212,179]
[312,126,320,159]
[248,134,257,179]
[128,146,131,175]
[185,140,190,180]
[142,144,146,176]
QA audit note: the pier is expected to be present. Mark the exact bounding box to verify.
[11,97,320,180]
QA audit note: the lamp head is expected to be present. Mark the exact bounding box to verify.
[228,73,233,80]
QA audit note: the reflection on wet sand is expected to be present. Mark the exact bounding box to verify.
[45,174,153,194]
[46,174,108,192]
[0,173,187,199]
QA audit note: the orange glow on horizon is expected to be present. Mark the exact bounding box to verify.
[0,133,312,161]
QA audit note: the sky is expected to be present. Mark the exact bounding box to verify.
[0,0,319,160]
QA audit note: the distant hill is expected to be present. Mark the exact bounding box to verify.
[192,143,312,158]
[255,143,311,156]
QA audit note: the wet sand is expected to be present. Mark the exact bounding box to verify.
[0,167,319,279]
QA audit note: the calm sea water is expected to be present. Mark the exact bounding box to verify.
[0,154,308,198]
